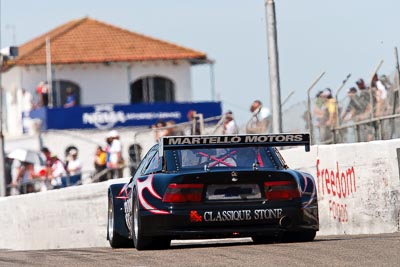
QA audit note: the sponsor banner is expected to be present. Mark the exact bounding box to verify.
[163,134,310,148]
[190,208,283,223]
[27,102,221,130]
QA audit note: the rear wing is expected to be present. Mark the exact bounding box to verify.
[159,133,310,154]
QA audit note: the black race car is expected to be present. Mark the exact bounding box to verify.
[107,133,318,250]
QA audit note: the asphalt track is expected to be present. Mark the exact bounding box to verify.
[0,233,399,267]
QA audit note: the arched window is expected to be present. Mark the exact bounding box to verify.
[130,76,175,104]
[51,80,81,107]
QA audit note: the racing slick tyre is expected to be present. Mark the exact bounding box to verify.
[107,192,134,248]
[251,235,276,244]
[282,230,316,243]
[132,190,167,250]
[296,230,316,242]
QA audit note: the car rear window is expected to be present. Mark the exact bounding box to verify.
[166,146,281,171]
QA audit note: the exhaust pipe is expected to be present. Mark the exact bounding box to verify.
[279,216,293,228]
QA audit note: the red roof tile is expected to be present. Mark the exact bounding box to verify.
[15,17,207,65]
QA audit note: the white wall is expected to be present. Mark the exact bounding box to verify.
[129,60,192,101]
[1,60,193,136]
[281,140,400,236]
[3,61,192,106]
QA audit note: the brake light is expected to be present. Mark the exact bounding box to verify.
[264,180,300,200]
[162,183,204,203]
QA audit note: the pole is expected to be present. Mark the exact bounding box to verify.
[46,37,53,107]
[0,0,6,197]
[281,90,295,107]
[395,47,400,112]
[209,60,216,101]
[306,71,326,144]
[265,0,282,133]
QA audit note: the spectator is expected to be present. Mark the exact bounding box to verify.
[355,78,371,120]
[379,74,395,115]
[319,88,337,143]
[64,87,76,108]
[313,91,325,128]
[355,78,374,141]
[246,100,271,134]
[94,145,107,182]
[36,81,49,107]
[65,149,82,186]
[152,120,168,141]
[222,111,239,135]
[371,74,387,117]
[187,110,201,135]
[41,147,52,184]
[49,154,67,189]
[106,130,124,179]
[165,120,178,136]
[13,161,39,194]
[341,87,363,122]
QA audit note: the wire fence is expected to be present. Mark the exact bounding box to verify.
[283,71,400,144]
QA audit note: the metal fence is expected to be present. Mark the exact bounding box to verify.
[282,72,400,145]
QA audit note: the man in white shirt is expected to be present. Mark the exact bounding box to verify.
[246,100,271,134]
[50,155,67,189]
[222,111,239,135]
[66,149,82,186]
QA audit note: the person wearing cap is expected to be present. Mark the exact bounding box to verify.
[223,111,239,135]
[106,130,124,179]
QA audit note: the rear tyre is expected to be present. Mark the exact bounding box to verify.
[297,230,316,242]
[154,237,171,249]
[107,193,133,248]
[132,191,155,250]
[282,230,316,243]
[251,235,276,244]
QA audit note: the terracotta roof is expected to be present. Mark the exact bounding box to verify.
[15,17,207,65]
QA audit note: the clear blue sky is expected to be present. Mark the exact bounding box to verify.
[1,0,399,126]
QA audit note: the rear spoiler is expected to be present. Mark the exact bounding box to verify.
[160,133,310,153]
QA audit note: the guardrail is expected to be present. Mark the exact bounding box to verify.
[332,113,400,143]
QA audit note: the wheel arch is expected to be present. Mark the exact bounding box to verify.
[108,183,130,240]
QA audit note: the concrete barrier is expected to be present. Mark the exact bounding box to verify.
[0,179,128,251]
[1,140,399,250]
[281,139,400,236]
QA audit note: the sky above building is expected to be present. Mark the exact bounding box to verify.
[1,0,399,126]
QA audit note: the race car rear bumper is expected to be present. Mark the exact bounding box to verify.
[139,205,319,238]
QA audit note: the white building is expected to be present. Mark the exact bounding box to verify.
[1,17,213,136]
[0,17,219,177]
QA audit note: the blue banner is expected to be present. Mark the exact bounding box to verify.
[28,102,222,130]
